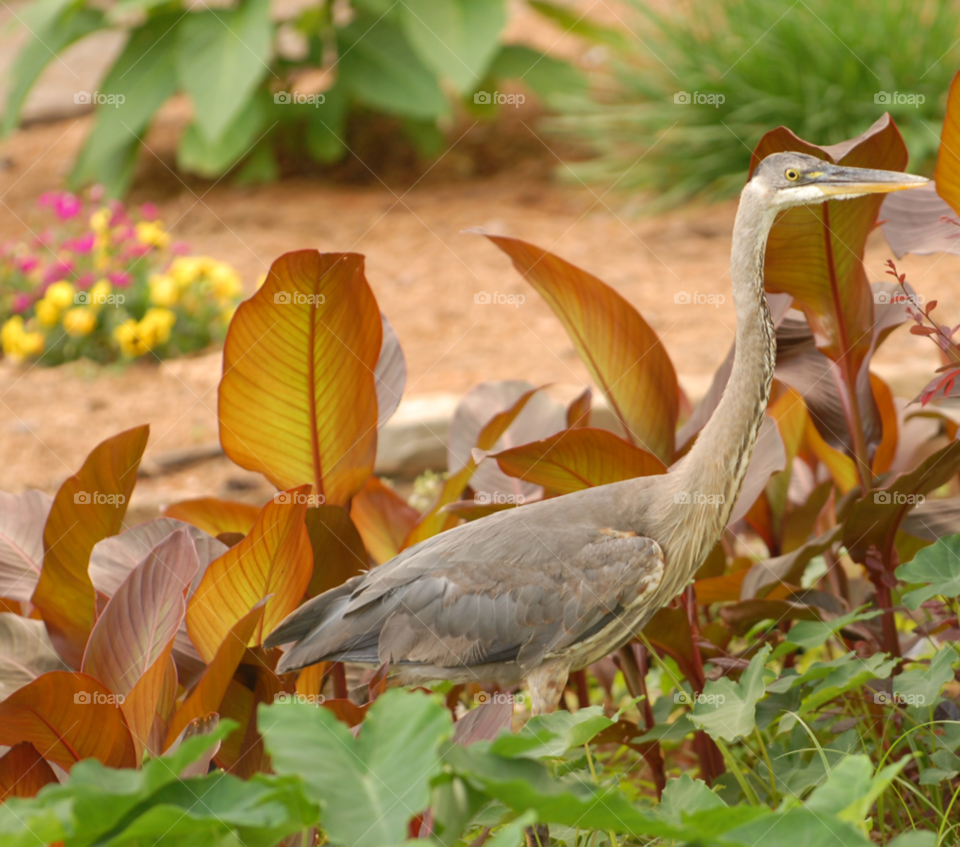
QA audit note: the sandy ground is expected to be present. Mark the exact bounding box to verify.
[1,9,956,517]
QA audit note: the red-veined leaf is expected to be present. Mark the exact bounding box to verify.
[218,250,382,505]
[0,613,67,700]
[0,491,51,602]
[350,476,420,565]
[566,387,592,428]
[187,489,313,661]
[165,600,266,748]
[935,70,960,214]
[0,671,136,770]
[489,427,666,494]
[483,234,679,463]
[32,426,149,668]
[0,742,58,800]
[162,498,260,536]
[304,506,367,597]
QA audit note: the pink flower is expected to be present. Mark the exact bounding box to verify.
[113,225,135,242]
[17,256,39,273]
[76,272,95,289]
[89,184,104,202]
[123,244,151,259]
[43,259,74,283]
[38,191,82,220]
[12,294,32,313]
[171,241,191,255]
[63,233,95,254]
[108,271,132,288]
[140,202,159,220]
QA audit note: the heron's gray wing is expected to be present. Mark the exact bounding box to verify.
[274,531,663,674]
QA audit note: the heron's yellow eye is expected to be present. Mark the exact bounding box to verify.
[785,168,800,181]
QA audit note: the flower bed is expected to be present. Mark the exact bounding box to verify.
[0,190,243,365]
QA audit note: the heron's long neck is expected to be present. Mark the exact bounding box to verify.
[675,188,778,527]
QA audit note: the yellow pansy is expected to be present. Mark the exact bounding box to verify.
[62,307,97,338]
[149,274,178,307]
[18,330,45,359]
[135,220,169,248]
[210,263,242,300]
[35,299,60,327]
[141,307,176,345]
[114,320,147,358]
[89,279,112,310]
[1,317,44,362]
[169,257,202,286]
[90,208,111,233]
[45,281,76,310]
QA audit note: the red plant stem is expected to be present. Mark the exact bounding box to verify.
[569,669,590,710]
[617,645,666,797]
[682,586,724,783]
[331,661,348,699]
[873,575,902,659]
[821,202,872,494]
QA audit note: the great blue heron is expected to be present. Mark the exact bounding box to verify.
[265,154,926,718]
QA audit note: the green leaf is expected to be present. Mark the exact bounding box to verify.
[177,0,273,143]
[658,774,726,825]
[491,706,614,759]
[723,808,874,847]
[338,14,449,119]
[487,44,588,100]
[806,755,908,825]
[800,653,896,716]
[2,3,105,134]
[894,646,958,708]
[527,1,629,49]
[70,13,181,194]
[178,96,266,177]
[887,833,937,847]
[688,644,771,741]
[303,83,348,163]
[896,533,960,608]
[771,607,882,659]
[260,689,451,847]
[399,0,506,94]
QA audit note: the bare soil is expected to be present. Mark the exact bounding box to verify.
[0,98,955,521]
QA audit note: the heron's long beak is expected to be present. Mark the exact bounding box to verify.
[811,164,928,196]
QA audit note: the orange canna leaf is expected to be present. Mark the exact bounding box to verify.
[121,642,176,762]
[566,387,592,429]
[0,671,137,770]
[766,386,810,529]
[693,569,749,605]
[750,116,907,380]
[806,413,859,494]
[163,497,260,536]
[935,70,960,214]
[304,506,368,597]
[403,387,542,548]
[216,665,282,777]
[32,426,150,668]
[870,373,898,475]
[187,490,313,662]
[490,427,666,494]
[483,235,679,463]
[165,600,265,748]
[218,250,382,506]
[0,742,58,800]
[296,662,329,698]
[350,476,420,565]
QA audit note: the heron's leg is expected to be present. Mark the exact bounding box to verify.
[523,659,570,847]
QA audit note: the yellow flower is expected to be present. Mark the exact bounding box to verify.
[45,281,76,310]
[169,257,202,286]
[35,299,60,327]
[210,263,242,300]
[90,208,111,233]
[89,280,112,311]
[141,307,176,345]
[1,317,44,362]
[114,319,146,358]
[149,274,178,307]
[135,220,169,248]
[62,306,97,338]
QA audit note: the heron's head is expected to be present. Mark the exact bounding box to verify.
[751,151,928,209]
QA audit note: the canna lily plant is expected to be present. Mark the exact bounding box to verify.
[3,77,960,847]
